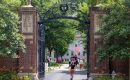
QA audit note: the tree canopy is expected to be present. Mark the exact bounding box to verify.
[32,0,89,57]
[97,0,130,61]
[45,20,77,57]
[0,0,25,57]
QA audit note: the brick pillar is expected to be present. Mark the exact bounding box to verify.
[19,5,39,79]
[129,59,130,80]
[89,7,109,77]
[89,7,95,73]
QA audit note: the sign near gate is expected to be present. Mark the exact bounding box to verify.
[22,14,33,33]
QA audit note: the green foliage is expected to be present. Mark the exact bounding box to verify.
[32,0,89,57]
[86,0,97,7]
[77,2,89,50]
[83,63,89,69]
[45,20,77,56]
[0,0,25,57]
[0,72,17,80]
[48,62,60,67]
[62,61,69,64]
[20,0,28,6]
[97,1,130,61]
[0,72,32,80]
[32,0,60,14]
[22,75,32,80]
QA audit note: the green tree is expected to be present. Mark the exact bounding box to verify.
[32,0,90,57]
[97,1,130,61]
[0,0,25,57]
[32,0,60,14]
[45,20,77,57]
[54,39,68,57]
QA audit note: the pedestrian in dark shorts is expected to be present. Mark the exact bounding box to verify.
[70,61,76,80]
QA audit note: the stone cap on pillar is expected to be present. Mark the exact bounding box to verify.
[21,0,33,8]
[20,4,36,12]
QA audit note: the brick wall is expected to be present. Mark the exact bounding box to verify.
[112,59,129,76]
[89,7,109,73]
[0,56,18,72]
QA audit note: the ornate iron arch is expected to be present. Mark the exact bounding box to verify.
[38,2,90,79]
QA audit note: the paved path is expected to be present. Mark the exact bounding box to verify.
[44,64,87,80]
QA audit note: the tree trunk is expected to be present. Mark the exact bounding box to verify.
[55,50,59,62]
[49,50,51,57]
[48,49,52,57]
[109,56,113,74]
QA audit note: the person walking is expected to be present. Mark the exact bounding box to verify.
[79,59,84,70]
[69,59,76,80]
[69,59,71,67]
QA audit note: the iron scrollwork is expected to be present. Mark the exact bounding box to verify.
[38,23,45,78]
[38,1,90,78]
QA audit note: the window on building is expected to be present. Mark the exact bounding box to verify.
[83,51,86,56]
[71,53,74,56]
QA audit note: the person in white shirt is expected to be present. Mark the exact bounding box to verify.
[79,59,84,70]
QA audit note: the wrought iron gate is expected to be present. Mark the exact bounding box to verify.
[38,23,45,78]
[37,1,90,78]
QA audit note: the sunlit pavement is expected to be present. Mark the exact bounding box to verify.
[44,64,87,80]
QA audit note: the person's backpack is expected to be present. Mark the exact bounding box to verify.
[70,61,75,66]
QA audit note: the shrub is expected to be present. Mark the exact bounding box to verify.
[0,72,17,80]
[83,63,89,69]
[0,72,32,80]
[62,61,69,64]
[22,75,32,80]
[48,62,60,67]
